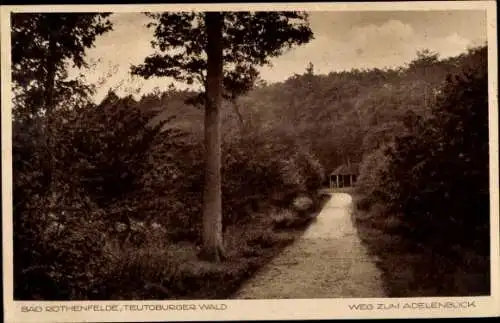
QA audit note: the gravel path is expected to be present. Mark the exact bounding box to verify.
[232,193,387,299]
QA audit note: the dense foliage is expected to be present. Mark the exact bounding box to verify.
[11,13,112,119]
[131,11,313,101]
[13,92,169,299]
[351,47,489,296]
[374,47,489,250]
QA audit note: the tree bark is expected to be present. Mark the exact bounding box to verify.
[199,12,225,262]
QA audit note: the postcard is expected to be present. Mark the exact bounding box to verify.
[1,1,498,322]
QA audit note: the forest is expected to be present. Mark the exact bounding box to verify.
[11,12,490,299]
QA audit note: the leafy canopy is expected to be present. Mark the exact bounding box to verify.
[11,13,113,117]
[131,12,313,100]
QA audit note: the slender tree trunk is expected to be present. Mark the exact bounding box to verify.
[45,28,57,199]
[230,97,246,135]
[199,12,225,262]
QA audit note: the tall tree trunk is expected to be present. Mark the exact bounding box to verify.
[45,27,57,203]
[199,12,225,262]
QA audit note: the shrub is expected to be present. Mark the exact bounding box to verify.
[14,188,107,300]
[52,92,172,205]
[13,91,176,299]
[221,135,325,225]
[133,139,204,243]
[270,208,297,229]
[95,234,183,299]
[292,196,314,212]
[221,136,284,224]
[130,129,326,244]
[356,146,393,210]
[358,46,489,255]
[294,149,326,191]
[12,117,48,215]
[386,47,489,247]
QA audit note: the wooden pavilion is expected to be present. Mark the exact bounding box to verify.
[329,163,359,189]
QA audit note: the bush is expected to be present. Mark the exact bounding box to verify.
[131,129,326,245]
[12,117,48,216]
[221,136,283,224]
[14,188,107,300]
[132,139,204,243]
[221,135,325,225]
[356,146,393,210]
[388,47,488,247]
[95,234,183,299]
[270,208,298,229]
[52,92,172,205]
[357,46,489,254]
[294,149,326,191]
[13,91,176,299]
[292,196,314,212]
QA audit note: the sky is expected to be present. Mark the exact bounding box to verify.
[73,10,487,102]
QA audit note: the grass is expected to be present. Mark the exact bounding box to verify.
[351,192,490,297]
[98,192,331,300]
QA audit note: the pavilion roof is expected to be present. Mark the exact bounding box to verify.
[330,163,359,175]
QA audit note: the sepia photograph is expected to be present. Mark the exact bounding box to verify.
[1,1,499,322]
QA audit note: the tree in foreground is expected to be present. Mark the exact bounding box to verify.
[132,11,313,261]
[11,13,113,185]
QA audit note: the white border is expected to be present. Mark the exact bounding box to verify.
[2,2,499,322]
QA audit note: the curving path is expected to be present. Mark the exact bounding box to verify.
[232,193,386,299]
